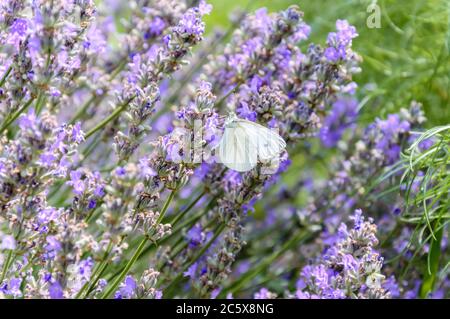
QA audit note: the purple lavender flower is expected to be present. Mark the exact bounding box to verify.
[146,17,166,38]
[115,276,137,299]
[254,288,277,299]
[198,0,213,16]
[186,224,204,248]
[67,170,86,195]
[9,18,28,36]
[375,114,411,163]
[49,281,64,299]
[45,236,62,256]
[325,20,358,62]
[319,97,358,148]
[295,210,393,299]
[4,278,23,298]
[183,263,199,278]
[0,235,16,250]
[174,9,205,41]
[71,122,85,144]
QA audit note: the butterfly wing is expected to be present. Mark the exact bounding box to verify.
[236,120,286,161]
[218,124,257,172]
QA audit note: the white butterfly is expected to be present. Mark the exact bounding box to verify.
[218,113,287,172]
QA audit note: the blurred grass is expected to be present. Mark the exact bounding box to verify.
[205,0,450,126]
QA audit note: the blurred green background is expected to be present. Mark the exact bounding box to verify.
[204,0,450,126]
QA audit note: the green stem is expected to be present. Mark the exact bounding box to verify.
[109,59,127,80]
[100,236,147,299]
[34,91,46,115]
[101,189,177,299]
[0,250,13,284]
[169,216,218,260]
[85,261,109,296]
[169,193,218,232]
[69,58,127,125]
[216,81,243,109]
[156,189,176,224]
[70,95,97,124]
[0,97,35,134]
[106,192,215,283]
[85,97,134,139]
[75,241,113,299]
[420,221,444,298]
[163,223,226,297]
[220,228,315,296]
[81,135,102,159]
[0,66,12,88]
[168,190,205,225]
